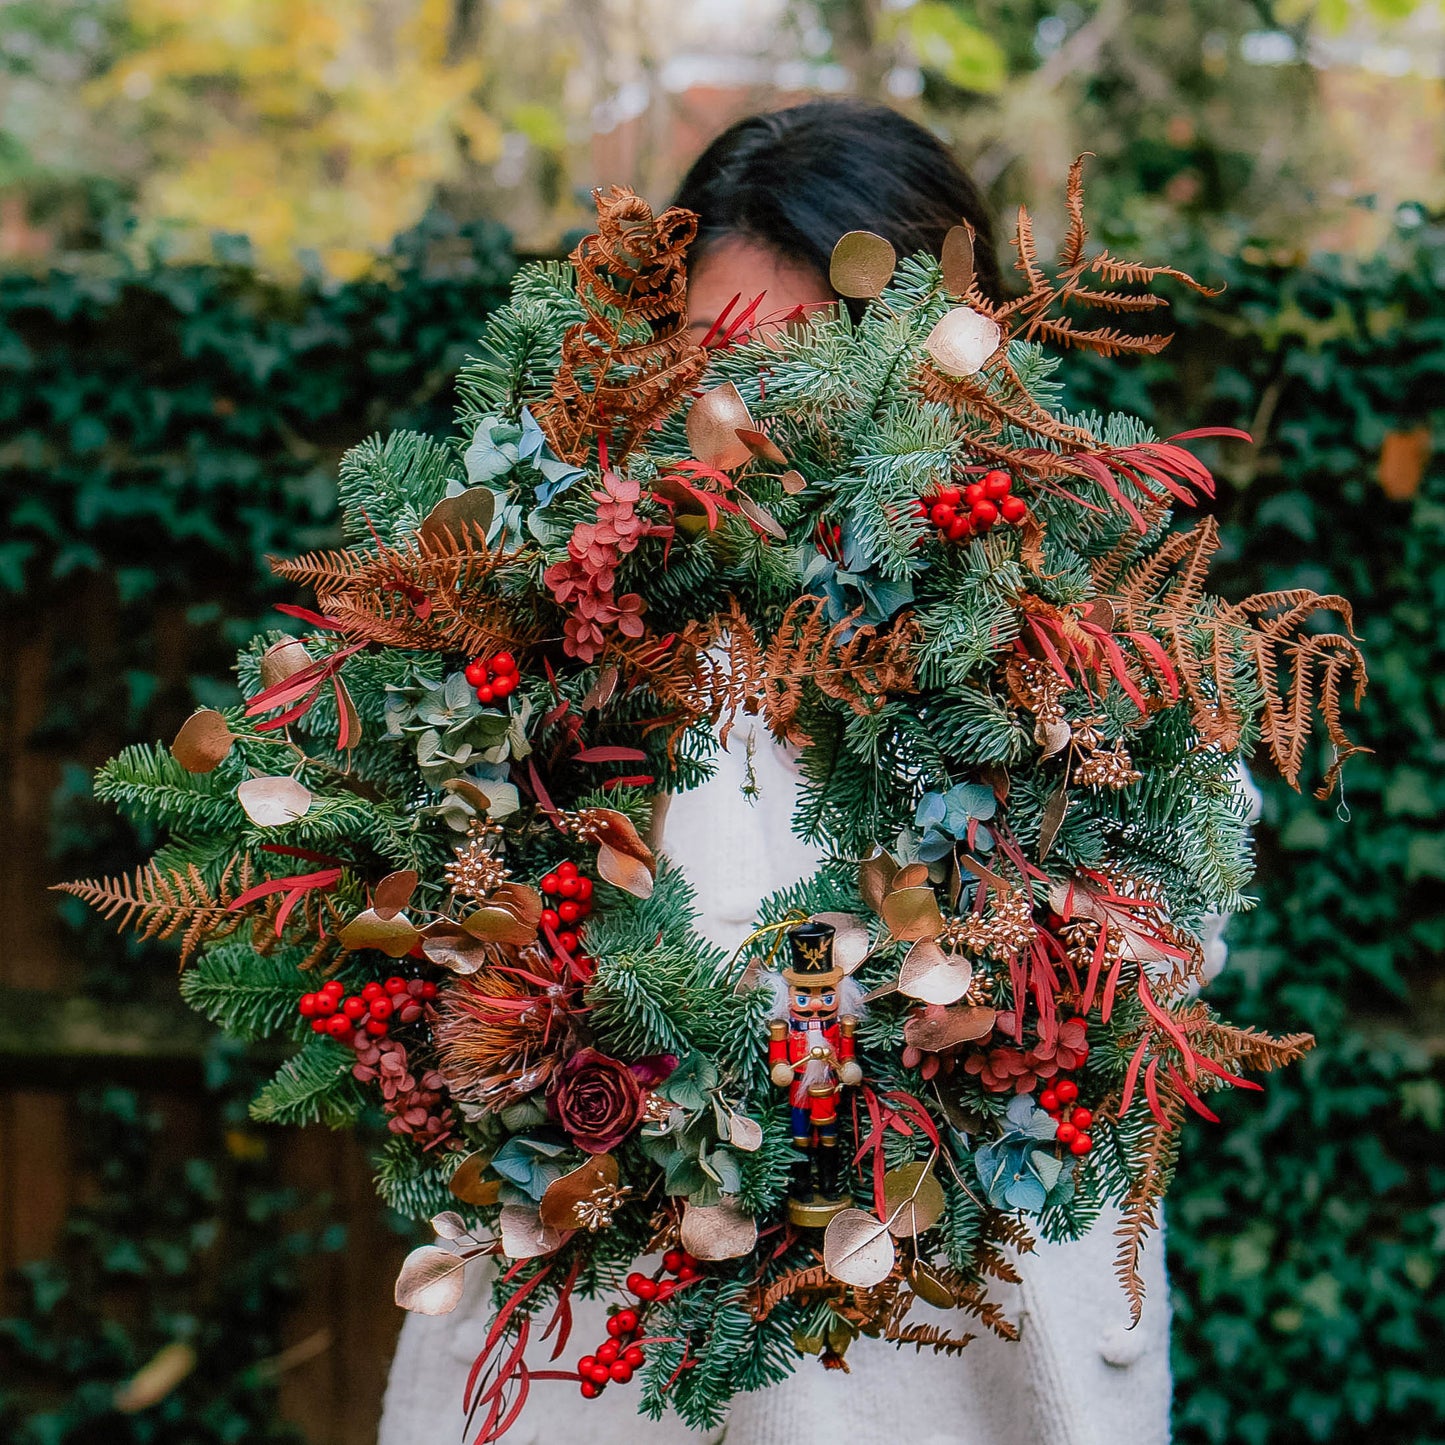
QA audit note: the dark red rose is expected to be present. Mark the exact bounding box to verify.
[547,1047,645,1154]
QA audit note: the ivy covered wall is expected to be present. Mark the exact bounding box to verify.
[1,209,1440,1442]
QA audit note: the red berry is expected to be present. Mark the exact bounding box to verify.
[964,482,985,507]
[559,900,582,925]
[1070,1132,1093,1156]
[574,877,593,902]
[609,1361,633,1384]
[298,993,319,1017]
[1056,1079,1079,1103]
[1071,1107,1094,1130]
[613,1308,639,1334]
[654,1279,676,1301]
[634,1277,658,1301]
[587,1361,612,1384]
[557,873,580,898]
[384,976,408,995]
[419,981,438,1001]
[361,981,384,1001]
[983,469,1012,500]
[492,674,517,699]
[541,908,561,931]
[558,860,579,879]
[326,1015,352,1040]
[938,485,962,506]
[492,652,517,676]
[464,661,487,685]
[1000,494,1027,524]
[622,1345,645,1368]
[322,979,344,997]
[929,502,956,528]
[676,1263,699,1283]
[945,517,969,542]
[541,874,560,895]
[625,1272,648,1296]
[364,1018,388,1037]
[913,497,932,519]
[1056,1121,1079,1145]
[475,684,495,704]
[558,931,579,953]
[342,996,367,1020]
[580,1380,601,1399]
[368,997,393,1021]
[578,1354,596,1373]
[971,498,999,528]
[1038,1088,1060,1112]
[597,1340,620,1364]
[310,1018,329,1034]
[663,1249,685,1273]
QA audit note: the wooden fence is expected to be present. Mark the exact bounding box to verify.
[0,578,407,1443]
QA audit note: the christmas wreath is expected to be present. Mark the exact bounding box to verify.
[65,164,1367,1440]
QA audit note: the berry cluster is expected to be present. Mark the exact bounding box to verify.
[540,860,596,967]
[576,1250,700,1399]
[463,650,520,705]
[915,469,1028,544]
[298,975,438,1045]
[1039,1077,1094,1156]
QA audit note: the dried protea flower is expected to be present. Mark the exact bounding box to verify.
[433,952,570,1110]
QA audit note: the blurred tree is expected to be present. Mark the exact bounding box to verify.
[82,0,502,276]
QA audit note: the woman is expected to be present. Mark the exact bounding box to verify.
[379,99,1172,1445]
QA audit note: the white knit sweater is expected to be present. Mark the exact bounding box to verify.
[378,724,1177,1445]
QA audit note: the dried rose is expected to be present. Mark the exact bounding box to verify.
[547,1047,645,1154]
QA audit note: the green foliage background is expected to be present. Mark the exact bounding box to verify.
[1,205,1441,1441]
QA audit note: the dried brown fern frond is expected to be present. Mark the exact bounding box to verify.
[1175,1003,1314,1073]
[533,187,708,465]
[753,1263,839,1320]
[928,1265,1022,1341]
[54,854,253,965]
[884,1321,976,1355]
[988,155,1219,356]
[270,525,541,659]
[1107,521,1368,792]
[697,596,919,746]
[1114,1082,1185,1325]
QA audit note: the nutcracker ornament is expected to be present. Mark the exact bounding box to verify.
[766,921,865,1227]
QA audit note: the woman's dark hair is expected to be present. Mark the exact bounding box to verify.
[672,98,1002,306]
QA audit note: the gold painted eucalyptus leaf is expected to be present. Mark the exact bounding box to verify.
[418,487,494,546]
[430,1210,470,1241]
[498,1204,564,1260]
[897,937,974,1005]
[902,1005,996,1052]
[822,1207,896,1287]
[394,1244,469,1315]
[372,869,419,919]
[811,912,870,974]
[724,1111,764,1152]
[448,1150,501,1206]
[258,638,313,690]
[882,1160,946,1238]
[236,775,312,827]
[597,842,655,900]
[829,230,897,298]
[338,908,420,958]
[924,306,1002,378]
[941,223,976,298]
[686,383,755,471]
[880,885,945,943]
[858,847,900,916]
[538,1154,619,1232]
[170,710,234,774]
[680,1197,758,1261]
[1038,779,1070,860]
[908,1257,956,1309]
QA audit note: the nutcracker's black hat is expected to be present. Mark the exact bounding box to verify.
[783,920,842,987]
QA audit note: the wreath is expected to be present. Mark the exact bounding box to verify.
[65,164,1366,1440]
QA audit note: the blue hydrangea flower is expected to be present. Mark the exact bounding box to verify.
[973,1095,1072,1214]
[914,781,997,860]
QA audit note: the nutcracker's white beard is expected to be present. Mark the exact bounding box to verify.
[800,1022,833,1089]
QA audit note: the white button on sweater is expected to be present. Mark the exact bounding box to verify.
[378,724,1174,1445]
